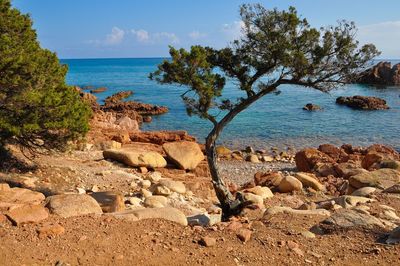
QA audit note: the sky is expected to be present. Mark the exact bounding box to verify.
[12,0,400,59]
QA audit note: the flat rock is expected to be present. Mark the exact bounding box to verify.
[162,141,204,170]
[159,179,186,194]
[37,224,65,239]
[143,196,168,208]
[89,191,125,213]
[6,204,48,225]
[278,176,303,193]
[187,213,221,226]
[264,206,331,217]
[351,187,377,197]
[294,172,325,191]
[383,183,400,194]
[199,236,217,247]
[320,209,385,229]
[244,186,273,199]
[349,168,400,189]
[46,194,103,218]
[333,195,374,209]
[0,187,45,206]
[110,207,188,226]
[103,149,167,168]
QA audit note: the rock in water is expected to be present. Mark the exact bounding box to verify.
[303,103,321,111]
[336,95,389,110]
[162,141,204,170]
[355,61,400,86]
[103,149,167,168]
[46,194,103,218]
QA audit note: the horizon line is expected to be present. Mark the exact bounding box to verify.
[60,56,400,61]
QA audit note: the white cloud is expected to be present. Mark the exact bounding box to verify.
[189,31,207,40]
[105,27,125,45]
[131,29,150,42]
[153,32,180,44]
[221,20,245,40]
[358,21,400,58]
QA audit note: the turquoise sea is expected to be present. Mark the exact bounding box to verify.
[62,58,400,150]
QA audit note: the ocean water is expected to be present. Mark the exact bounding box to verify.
[62,58,400,150]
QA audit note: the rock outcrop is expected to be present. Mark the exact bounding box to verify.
[336,95,389,110]
[129,131,196,145]
[355,61,400,86]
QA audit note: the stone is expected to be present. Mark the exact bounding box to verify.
[355,61,400,86]
[140,180,151,189]
[254,172,283,187]
[242,193,264,207]
[141,189,152,198]
[244,186,273,199]
[349,168,400,189]
[199,236,216,247]
[37,224,65,239]
[115,116,139,131]
[300,230,316,238]
[320,209,385,229]
[216,146,232,156]
[237,228,252,243]
[0,187,45,206]
[152,185,172,196]
[261,155,274,162]
[278,176,303,193]
[0,183,10,191]
[139,167,148,174]
[362,152,384,170]
[187,213,221,226]
[351,187,377,197]
[144,196,168,208]
[110,207,188,226]
[264,206,331,217]
[246,154,260,163]
[6,205,48,225]
[128,197,142,207]
[294,172,325,191]
[336,95,389,110]
[303,103,321,111]
[103,149,167,168]
[159,179,186,194]
[89,192,125,213]
[129,130,196,145]
[379,160,400,171]
[245,146,255,153]
[46,194,103,218]
[383,183,400,194]
[333,196,374,209]
[314,163,338,177]
[335,163,367,178]
[295,148,335,172]
[145,171,162,183]
[385,226,400,244]
[162,141,204,170]
[97,140,122,151]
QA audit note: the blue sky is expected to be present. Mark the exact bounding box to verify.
[12,0,400,59]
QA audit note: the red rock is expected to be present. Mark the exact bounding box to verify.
[226,221,243,232]
[6,205,48,225]
[362,153,383,170]
[295,148,335,172]
[89,191,125,213]
[356,61,400,86]
[199,236,217,247]
[37,223,65,239]
[336,95,389,110]
[237,228,252,243]
[254,172,283,187]
[318,144,348,162]
[130,131,196,145]
[0,214,8,224]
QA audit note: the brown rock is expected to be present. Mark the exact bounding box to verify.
[318,144,348,162]
[295,148,335,172]
[130,130,196,145]
[349,168,400,189]
[37,224,65,239]
[46,194,103,218]
[162,141,204,170]
[336,95,389,110]
[278,176,303,193]
[89,191,125,213]
[90,87,107,93]
[103,149,167,168]
[254,172,283,187]
[237,228,252,243]
[0,187,45,206]
[355,61,400,86]
[6,205,48,225]
[199,236,217,247]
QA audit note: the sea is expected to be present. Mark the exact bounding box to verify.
[61,58,400,150]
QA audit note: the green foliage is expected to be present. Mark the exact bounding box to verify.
[0,0,91,152]
[150,4,380,126]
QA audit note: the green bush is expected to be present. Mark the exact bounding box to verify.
[0,0,91,152]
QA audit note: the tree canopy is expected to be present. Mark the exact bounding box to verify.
[0,0,91,153]
[151,4,379,218]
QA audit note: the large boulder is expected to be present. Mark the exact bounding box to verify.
[162,141,204,170]
[46,194,103,218]
[110,207,188,226]
[278,176,303,193]
[103,149,167,168]
[355,61,400,86]
[295,148,335,172]
[319,209,385,229]
[349,168,400,189]
[336,95,389,110]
